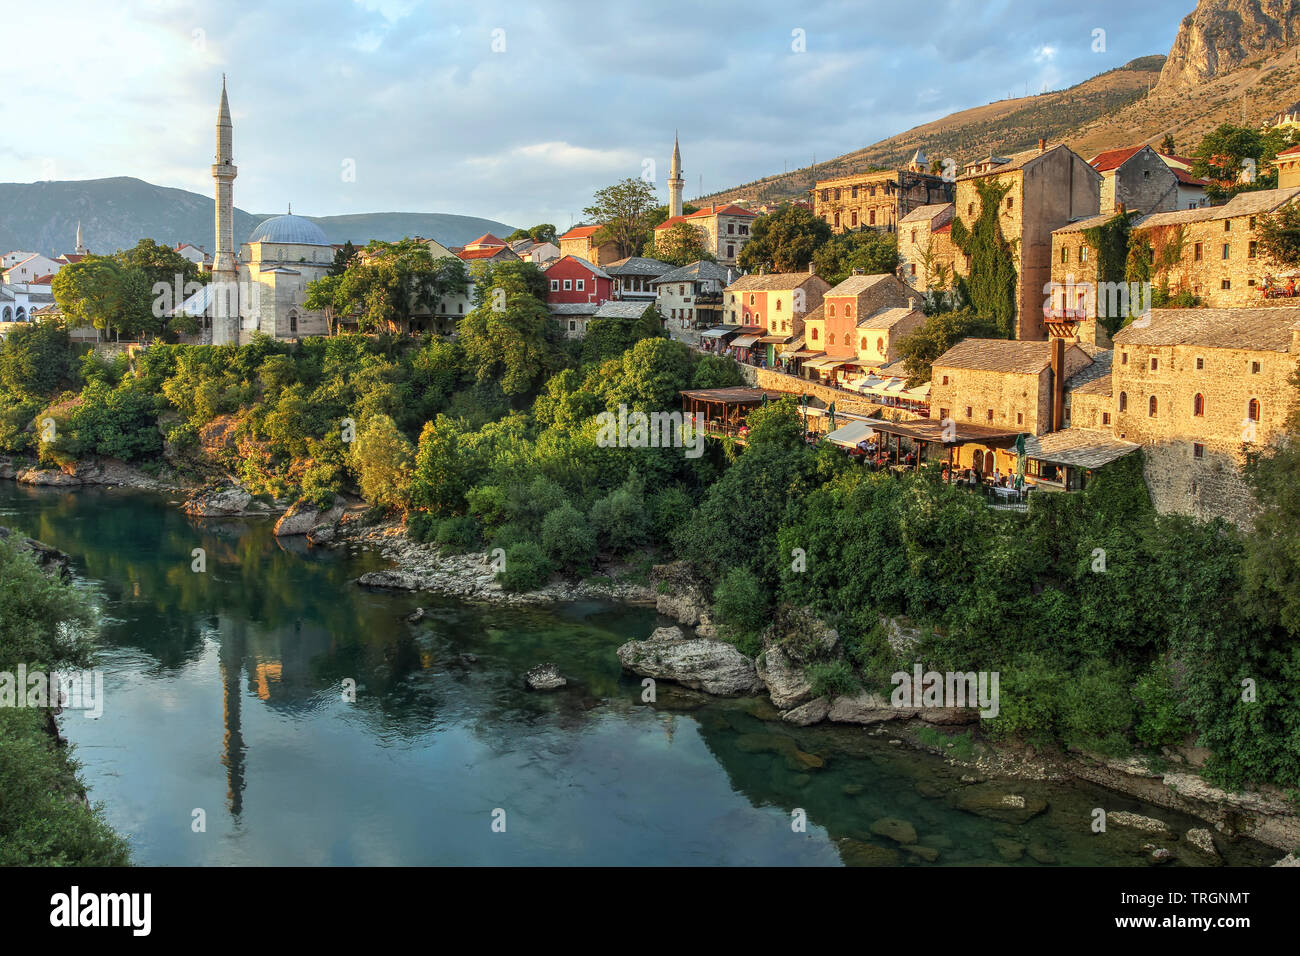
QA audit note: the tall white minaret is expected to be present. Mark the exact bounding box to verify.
[74,221,87,255]
[668,132,684,219]
[211,75,240,344]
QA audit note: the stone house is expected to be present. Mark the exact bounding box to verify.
[1047,213,1122,349]
[853,305,927,369]
[558,225,620,266]
[605,256,673,302]
[804,273,913,359]
[1088,145,1181,216]
[953,142,1102,341]
[724,270,830,335]
[897,203,957,293]
[1126,187,1300,307]
[654,204,756,266]
[811,152,951,234]
[1110,307,1300,526]
[652,260,733,333]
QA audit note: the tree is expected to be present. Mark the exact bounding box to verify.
[1191,123,1297,201]
[51,256,128,341]
[329,240,358,276]
[584,178,659,258]
[644,221,715,266]
[319,239,468,332]
[580,304,663,365]
[737,205,832,274]
[1159,133,1176,155]
[458,271,564,396]
[897,308,1002,385]
[0,322,76,400]
[506,225,558,245]
[811,229,899,284]
[352,413,415,510]
[1242,372,1300,635]
[1256,201,1300,268]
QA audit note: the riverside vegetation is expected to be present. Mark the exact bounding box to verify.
[2,259,1300,805]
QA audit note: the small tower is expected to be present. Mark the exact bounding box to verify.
[74,221,88,256]
[211,75,240,344]
[668,133,684,219]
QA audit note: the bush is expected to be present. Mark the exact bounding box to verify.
[434,515,480,552]
[807,659,859,698]
[405,512,437,543]
[712,567,769,656]
[498,541,553,592]
[540,502,597,572]
[589,471,649,553]
[1132,658,1192,749]
[649,485,693,546]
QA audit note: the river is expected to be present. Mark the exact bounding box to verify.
[0,482,1278,866]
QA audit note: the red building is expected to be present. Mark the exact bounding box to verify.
[544,255,613,305]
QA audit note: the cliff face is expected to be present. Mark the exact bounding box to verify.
[1158,0,1300,90]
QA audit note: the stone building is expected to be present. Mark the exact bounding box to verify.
[1275,143,1300,188]
[724,269,829,335]
[953,142,1102,341]
[1087,145,1181,216]
[654,203,756,266]
[852,304,926,369]
[1110,307,1300,526]
[1047,213,1122,349]
[811,151,951,234]
[1127,186,1300,308]
[651,259,732,336]
[897,202,957,293]
[558,225,620,266]
[605,256,672,301]
[804,273,912,359]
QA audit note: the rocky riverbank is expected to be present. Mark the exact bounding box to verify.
[0,454,183,492]
[621,563,1300,863]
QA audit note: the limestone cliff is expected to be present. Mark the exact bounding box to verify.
[1158,0,1300,90]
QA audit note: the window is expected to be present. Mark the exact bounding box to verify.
[1249,216,1257,229]
[1251,361,1261,374]
[1017,412,1023,425]
[1193,242,1202,261]
[775,299,782,311]
[550,279,559,291]
[1249,240,1258,258]
[1121,352,1128,365]
[576,279,584,291]
[851,186,858,199]
[563,279,572,290]
[1248,398,1260,421]
[728,223,735,234]
[726,245,734,258]
[868,210,876,226]
[1148,395,1158,417]
[1102,412,1111,426]
[1193,393,1204,416]
[289,312,298,334]
[941,376,949,385]
[967,203,974,216]
[1224,219,1232,232]
[940,408,949,420]
[740,225,748,235]
[680,285,686,295]
[1080,246,1088,263]
[1119,392,1128,412]
[1196,356,1204,369]
[877,337,884,352]
[1143,169,1150,179]
[820,189,829,201]
[1222,244,1230,260]
[851,212,859,227]
[569,320,577,331]
[845,305,852,318]
[910,263,916,275]
[749,294,756,305]
[1061,246,1068,264]
[987,409,994,422]
[965,406,972,418]
[828,333,835,345]
[834,188,841,200]
[811,327,819,340]
[1006,196,1014,211]
[911,229,917,243]
[1221,279,1231,290]
[1193,442,1205,459]
[828,303,836,317]
[860,337,867,349]
[1150,357,1157,370]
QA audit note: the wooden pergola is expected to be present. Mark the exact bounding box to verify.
[680,387,787,438]
[864,418,1024,473]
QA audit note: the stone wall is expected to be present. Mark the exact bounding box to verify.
[745,365,927,420]
[1104,150,1180,215]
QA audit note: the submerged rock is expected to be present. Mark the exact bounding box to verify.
[525,663,567,691]
[870,817,918,845]
[616,625,764,697]
[275,496,346,537]
[992,837,1025,862]
[1109,811,1173,835]
[838,839,901,867]
[953,785,1048,824]
[783,696,830,727]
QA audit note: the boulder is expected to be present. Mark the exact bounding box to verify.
[870,817,918,845]
[919,706,981,725]
[184,487,252,517]
[0,457,16,480]
[616,625,764,697]
[838,840,900,867]
[357,569,424,591]
[1109,811,1173,836]
[406,607,426,624]
[649,562,712,627]
[828,691,917,724]
[953,785,1048,824]
[274,497,345,537]
[782,696,830,727]
[761,607,839,663]
[16,467,80,487]
[992,837,1025,862]
[307,523,337,546]
[756,645,813,709]
[525,663,567,691]
[1184,828,1219,859]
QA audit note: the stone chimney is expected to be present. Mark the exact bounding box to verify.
[1038,138,1046,152]
[1050,336,1066,433]
[808,262,816,275]
[908,297,917,311]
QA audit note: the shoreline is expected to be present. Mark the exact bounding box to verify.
[5,461,1298,863]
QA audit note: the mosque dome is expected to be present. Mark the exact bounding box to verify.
[248,213,329,246]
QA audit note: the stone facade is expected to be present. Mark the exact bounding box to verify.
[953,144,1102,341]
[897,204,958,293]
[812,166,950,234]
[724,271,830,337]
[1111,309,1300,526]
[1095,146,1181,216]
[806,273,912,359]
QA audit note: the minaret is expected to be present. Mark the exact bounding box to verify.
[211,76,240,344]
[74,221,87,256]
[668,132,684,219]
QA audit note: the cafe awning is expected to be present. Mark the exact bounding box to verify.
[789,349,823,359]
[757,334,790,344]
[804,356,845,370]
[700,326,739,339]
[731,334,761,348]
[826,421,875,447]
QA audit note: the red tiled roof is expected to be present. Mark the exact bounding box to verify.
[686,203,757,219]
[30,274,55,284]
[1089,146,1144,172]
[1277,144,1300,158]
[466,232,506,247]
[58,254,85,263]
[655,215,689,231]
[1170,167,1208,186]
[456,247,511,260]
[933,223,951,234]
[560,225,602,241]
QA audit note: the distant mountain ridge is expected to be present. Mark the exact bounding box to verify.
[0,177,516,257]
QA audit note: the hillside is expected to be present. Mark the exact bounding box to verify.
[0,177,516,258]
[702,0,1300,207]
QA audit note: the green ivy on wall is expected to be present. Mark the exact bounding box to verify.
[950,178,1018,338]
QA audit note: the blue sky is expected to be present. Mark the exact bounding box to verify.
[0,0,1192,230]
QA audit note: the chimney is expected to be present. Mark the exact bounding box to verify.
[1038,138,1046,153]
[1050,337,1066,433]
[808,261,816,275]
[908,297,917,311]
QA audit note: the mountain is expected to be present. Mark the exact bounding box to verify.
[0,177,516,258]
[702,0,1300,207]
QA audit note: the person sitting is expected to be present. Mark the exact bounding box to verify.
[1287,278,1296,297]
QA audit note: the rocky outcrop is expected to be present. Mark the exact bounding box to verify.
[1157,0,1300,91]
[782,696,830,726]
[274,497,345,537]
[617,625,765,697]
[525,663,567,691]
[650,561,715,634]
[756,646,812,710]
[827,691,917,724]
[1108,810,1174,835]
[0,526,70,577]
[952,785,1048,824]
[183,487,265,517]
[5,456,176,491]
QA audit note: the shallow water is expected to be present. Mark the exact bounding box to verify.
[0,482,1279,866]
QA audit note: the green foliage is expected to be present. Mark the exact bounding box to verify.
[737,204,833,274]
[1257,202,1300,269]
[0,322,78,400]
[580,305,664,365]
[351,414,414,511]
[434,515,481,552]
[712,566,769,656]
[897,307,1001,385]
[1132,658,1192,748]
[312,238,469,332]
[540,502,597,572]
[807,659,859,698]
[742,397,804,450]
[644,221,716,266]
[584,178,659,259]
[690,354,744,389]
[590,471,650,553]
[811,229,899,285]
[949,178,1018,337]
[498,541,553,592]
[458,271,564,396]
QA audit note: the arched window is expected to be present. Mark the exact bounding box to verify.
[810,327,819,341]
[749,294,755,305]
[845,305,853,318]
[775,299,782,311]
[1193,393,1204,416]
[1148,395,1158,417]
[289,311,298,334]
[15,307,25,321]
[1119,392,1127,412]
[877,337,884,353]
[829,303,836,317]
[828,333,836,345]
[869,210,876,225]
[1,307,10,322]
[1248,398,1260,422]
[860,337,867,350]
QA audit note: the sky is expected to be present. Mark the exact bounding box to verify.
[0,0,1194,231]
